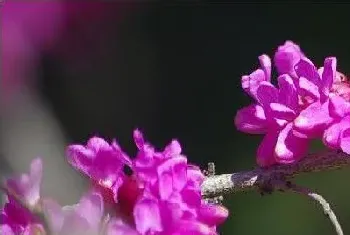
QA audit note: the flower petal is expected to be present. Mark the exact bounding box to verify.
[172,220,215,235]
[42,199,64,233]
[340,127,350,154]
[259,54,271,81]
[198,203,228,226]
[133,129,145,149]
[297,76,320,99]
[268,103,296,121]
[241,69,266,101]
[257,130,279,167]
[59,211,89,235]
[329,95,350,118]
[234,104,267,134]
[157,156,187,200]
[277,74,298,110]
[66,145,94,174]
[163,140,182,158]
[320,57,337,98]
[87,137,111,153]
[106,218,139,235]
[134,198,162,234]
[295,58,320,85]
[274,123,309,164]
[323,116,350,149]
[294,101,332,137]
[186,165,205,189]
[6,158,42,207]
[274,41,304,78]
[75,191,104,228]
[256,81,279,107]
[0,225,14,235]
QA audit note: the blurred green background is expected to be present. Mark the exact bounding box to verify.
[2,3,350,235]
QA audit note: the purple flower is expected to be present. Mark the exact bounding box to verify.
[1,2,64,102]
[0,157,111,235]
[293,57,347,138]
[67,137,132,203]
[291,57,350,153]
[1,198,43,235]
[1,158,43,234]
[6,158,42,207]
[74,130,228,234]
[131,130,228,235]
[43,191,105,235]
[106,217,140,235]
[2,132,228,234]
[236,47,310,166]
[236,41,350,166]
[321,92,350,153]
[274,40,305,78]
[241,54,271,102]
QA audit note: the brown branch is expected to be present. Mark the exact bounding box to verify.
[201,149,349,235]
[201,149,350,198]
[0,182,51,235]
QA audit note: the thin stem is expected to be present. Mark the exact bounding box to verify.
[287,184,344,235]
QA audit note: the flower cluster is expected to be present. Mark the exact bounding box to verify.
[1,130,228,234]
[235,41,350,166]
[2,40,350,234]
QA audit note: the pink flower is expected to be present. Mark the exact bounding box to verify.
[236,41,350,167]
[66,130,228,234]
[1,159,43,234]
[241,54,271,102]
[235,41,310,166]
[5,158,43,207]
[0,158,109,235]
[274,40,305,78]
[320,88,350,153]
[1,1,64,103]
[43,191,105,235]
[106,217,140,235]
[67,137,132,204]
[132,130,228,234]
[293,57,350,149]
[292,57,338,137]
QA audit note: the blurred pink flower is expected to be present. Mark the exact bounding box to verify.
[43,191,105,235]
[1,159,43,234]
[1,1,64,103]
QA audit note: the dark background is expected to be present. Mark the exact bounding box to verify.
[3,3,350,235]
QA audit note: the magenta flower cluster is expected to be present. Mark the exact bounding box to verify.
[1,130,228,234]
[235,41,350,166]
[2,40,350,234]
